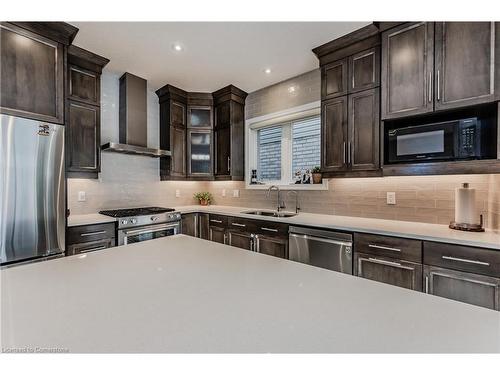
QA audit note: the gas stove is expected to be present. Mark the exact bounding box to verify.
[99,206,175,218]
[99,206,181,229]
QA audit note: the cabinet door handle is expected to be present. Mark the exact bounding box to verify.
[79,245,107,253]
[231,223,246,227]
[368,244,401,252]
[254,234,260,252]
[428,71,432,103]
[367,257,402,267]
[348,142,352,165]
[227,157,230,173]
[223,233,227,244]
[437,69,440,101]
[80,230,106,237]
[441,255,490,266]
[261,227,278,233]
[343,142,346,164]
[425,275,429,293]
[210,219,223,224]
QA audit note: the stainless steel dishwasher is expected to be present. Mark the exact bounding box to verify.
[289,226,353,274]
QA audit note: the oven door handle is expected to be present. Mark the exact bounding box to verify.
[122,223,179,236]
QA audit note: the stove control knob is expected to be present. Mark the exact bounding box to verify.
[130,218,137,224]
[151,216,159,222]
[121,219,128,225]
[169,214,174,219]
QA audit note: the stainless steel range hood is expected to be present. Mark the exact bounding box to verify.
[101,72,170,158]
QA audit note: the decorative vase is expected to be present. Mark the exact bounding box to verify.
[312,173,322,184]
[200,199,209,206]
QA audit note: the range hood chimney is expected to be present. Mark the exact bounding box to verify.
[101,72,170,158]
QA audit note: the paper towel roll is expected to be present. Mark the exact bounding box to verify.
[455,183,478,225]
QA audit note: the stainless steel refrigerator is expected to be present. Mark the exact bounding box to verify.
[0,114,65,265]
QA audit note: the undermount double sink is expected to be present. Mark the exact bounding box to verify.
[242,210,297,218]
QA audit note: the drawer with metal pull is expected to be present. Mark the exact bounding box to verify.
[208,214,228,227]
[424,241,500,278]
[227,217,257,232]
[67,222,116,245]
[254,221,288,236]
[354,233,422,262]
[67,238,115,256]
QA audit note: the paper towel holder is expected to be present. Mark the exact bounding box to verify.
[449,214,485,232]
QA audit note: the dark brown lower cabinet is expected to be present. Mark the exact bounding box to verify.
[181,213,198,237]
[355,252,423,291]
[209,225,227,244]
[198,213,209,240]
[254,234,287,259]
[424,265,500,311]
[66,222,116,256]
[227,230,254,251]
[181,213,209,239]
[67,238,115,256]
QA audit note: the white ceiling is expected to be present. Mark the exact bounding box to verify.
[71,22,369,93]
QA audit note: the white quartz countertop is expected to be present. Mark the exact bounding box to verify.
[67,213,116,227]
[1,235,499,353]
[68,205,500,250]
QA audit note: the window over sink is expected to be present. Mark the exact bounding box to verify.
[246,102,327,190]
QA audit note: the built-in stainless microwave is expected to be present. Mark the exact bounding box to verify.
[386,118,485,164]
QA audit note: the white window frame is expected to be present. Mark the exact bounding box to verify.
[245,101,328,191]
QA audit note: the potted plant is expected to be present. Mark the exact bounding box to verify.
[194,192,213,206]
[312,166,322,184]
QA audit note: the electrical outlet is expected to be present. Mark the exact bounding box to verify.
[175,189,180,198]
[232,189,240,198]
[386,192,396,205]
[77,191,86,202]
[222,189,226,197]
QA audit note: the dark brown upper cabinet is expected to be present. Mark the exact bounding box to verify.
[156,85,188,180]
[69,66,99,106]
[170,124,187,177]
[0,22,77,124]
[67,102,100,175]
[188,106,212,128]
[315,26,381,177]
[381,22,435,120]
[322,90,380,175]
[349,47,380,93]
[171,101,186,127]
[187,93,213,180]
[349,88,380,171]
[212,85,247,181]
[382,22,499,120]
[156,84,246,181]
[214,101,230,129]
[435,22,498,111]
[66,45,109,179]
[322,58,348,99]
[321,97,348,173]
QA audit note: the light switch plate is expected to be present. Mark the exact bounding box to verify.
[232,189,240,198]
[222,189,226,197]
[175,189,180,198]
[386,192,396,205]
[78,191,86,202]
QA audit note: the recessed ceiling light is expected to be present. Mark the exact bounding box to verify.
[172,43,183,52]
[264,68,271,74]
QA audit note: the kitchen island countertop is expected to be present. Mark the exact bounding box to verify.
[1,235,499,353]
